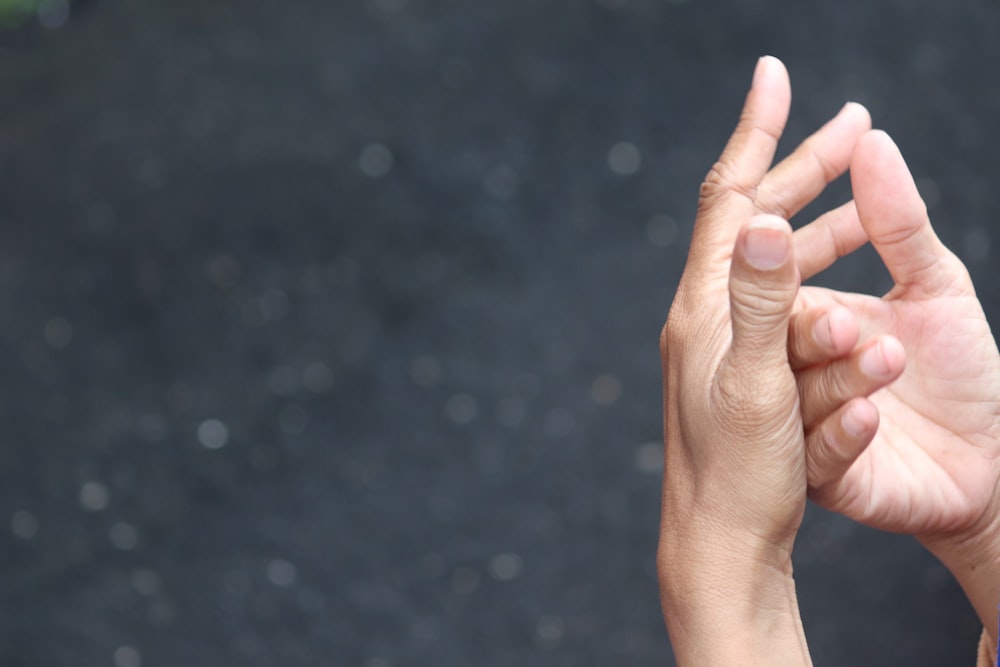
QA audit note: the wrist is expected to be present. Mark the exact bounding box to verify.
[979,627,997,667]
[659,517,812,666]
[920,507,1000,660]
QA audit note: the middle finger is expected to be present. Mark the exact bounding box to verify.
[755,102,871,221]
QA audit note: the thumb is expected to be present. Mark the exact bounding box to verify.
[728,215,799,366]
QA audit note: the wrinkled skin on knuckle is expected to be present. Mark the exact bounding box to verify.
[662,287,699,358]
[699,159,756,210]
[803,428,838,489]
[711,359,798,441]
[660,315,683,361]
[728,283,796,328]
[816,368,853,412]
[752,181,794,221]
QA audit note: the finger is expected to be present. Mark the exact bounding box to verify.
[797,335,905,428]
[727,215,799,366]
[691,56,791,269]
[793,200,869,281]
[756,102,872,221]
[851,130,966,294]
[805,397,879,491]
[788,304,860,371]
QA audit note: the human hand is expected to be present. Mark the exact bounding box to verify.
[788,129,1000,654]
[658,56,887,665]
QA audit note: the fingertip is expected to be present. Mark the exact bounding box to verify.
[879,335,906,372]
[806,397,878,491]
[860,128,894,146]
[824,305,860,356]
[840,101,872,129]
[858,335,906,381]
[853,129,903,170]
[753,55,787,90]
[840,396,879,440]
[746,213,794,240]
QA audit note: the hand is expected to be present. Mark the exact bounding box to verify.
[789,129,1000,653]
[658,56,886,665]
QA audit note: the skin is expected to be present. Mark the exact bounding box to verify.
[659,55,1000,665]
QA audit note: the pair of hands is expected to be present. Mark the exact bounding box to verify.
[659,56,1000,665]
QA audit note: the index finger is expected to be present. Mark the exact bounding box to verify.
[690,56,792,271]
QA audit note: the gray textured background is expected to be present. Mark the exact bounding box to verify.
[0,1,997,665]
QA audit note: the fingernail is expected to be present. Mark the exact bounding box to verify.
[859,341,889,378]
[812,312,833,350]
[841,406,867,439]
[744,220,789,270]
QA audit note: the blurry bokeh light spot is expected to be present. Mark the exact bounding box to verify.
[359,144,394,177]
[607,141,642,176]
[79,481,110,512]
[266,558,298,587]
[113,646,142,667]
[536,615,566,649]
[131,569,162,597]
[490,552,523,581]
[11,510,39,539]
[197,419,229,449]
[591,374,622,405]
[38,0,69,28]
[646,214,678,247]
[635,442,664,473]
[110,522,139,550]
[445,393,478,424]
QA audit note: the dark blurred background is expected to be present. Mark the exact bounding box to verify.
[0,1,997,665]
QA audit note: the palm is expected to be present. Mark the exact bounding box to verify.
[798,278,1000,537]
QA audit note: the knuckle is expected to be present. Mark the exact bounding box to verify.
[661,303,689,358]
[712,361,796,434]
[806,141,841,184]
[752,182,793,220]
[805,416,856,489]
[818,362,856,403]
[825,215,852,259]
[659,321,673,359]
[700,160,757,207]
[804,429,834,486]
[799,364,853,428]
[786,312,817,364]
[730,283,795,326]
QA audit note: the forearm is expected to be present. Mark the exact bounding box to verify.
[959,559,998,667]
[922,516,1000,667]
[958,562,999,667]
[978,628,997,667]
[659,520,813,666]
